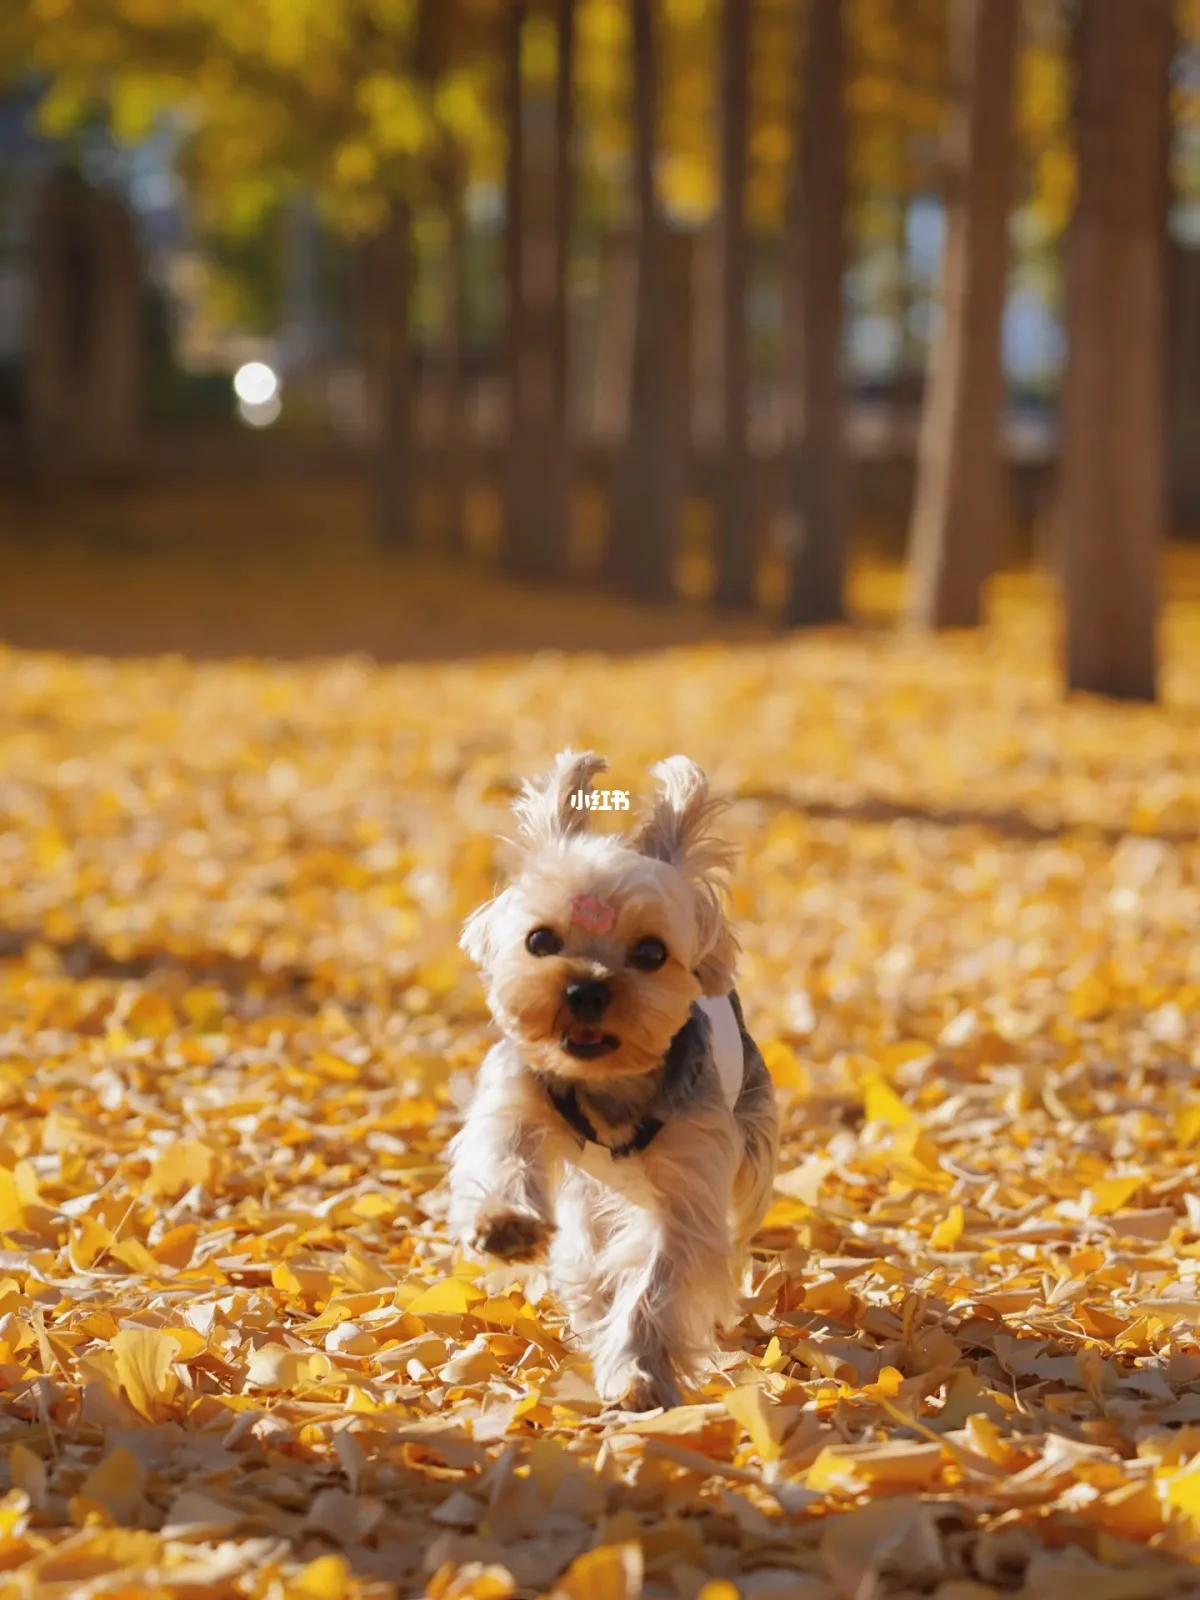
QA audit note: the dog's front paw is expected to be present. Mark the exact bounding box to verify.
[595,1353,681,1414]
[621,1370,682,1413]
[470,1207,552,1264]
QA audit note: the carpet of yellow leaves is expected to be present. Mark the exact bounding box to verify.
[4,537,1200,1599]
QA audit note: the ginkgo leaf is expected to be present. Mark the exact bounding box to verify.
[148,1141,215,1199]
[110,1329,180,1420]
[290,1554,354,1600]
[409,1279,486,1317]
[79,1447,146,1523]
[9,1445,46,1511]
[554,1544,644,1600]
[1091,1177,1143,1217]
[929,1205,965,1250]
[723,1382,789,1462]
[862,1074,915,1129]
[245,1344,312,1392]
[0,1170,25,1233]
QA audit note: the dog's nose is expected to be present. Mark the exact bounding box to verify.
[565,978,612,1023]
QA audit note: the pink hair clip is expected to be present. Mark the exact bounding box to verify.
[570,894,616,934]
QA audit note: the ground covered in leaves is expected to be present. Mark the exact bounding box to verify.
[4,538,1200,1598]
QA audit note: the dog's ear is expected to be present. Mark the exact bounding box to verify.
[460,886,514,972]
[460,898,497,971]
[693,889,738,997]
[636,756,736,880]
[637,757,739,997]
[511,749,607,851]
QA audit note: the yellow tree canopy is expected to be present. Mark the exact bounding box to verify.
[5,0,506,235]
[6,0,1164,249]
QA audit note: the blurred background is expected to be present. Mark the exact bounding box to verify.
[0,0,1188,696]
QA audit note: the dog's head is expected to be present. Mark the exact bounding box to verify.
[462,750,738,1081]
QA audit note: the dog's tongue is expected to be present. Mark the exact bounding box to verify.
[568,1025,606,1046]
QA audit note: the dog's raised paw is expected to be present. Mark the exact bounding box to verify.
[471,1208,552,1263]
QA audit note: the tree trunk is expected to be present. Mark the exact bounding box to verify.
[1061,0,1169,701]
[591,225,638,442]
[443,157,469,554]
[1167,240,1200,530]
[605,0,684,601]
[784,0,849,627]
[29,171,143,478]
[907,0,1018,630]
[609,228,694,602]
[711,0,756,610]
[503,0,528,571]
[370,207,414,550]
[553,0,575,429]
[85,189,143,476]
[503,0,574,581]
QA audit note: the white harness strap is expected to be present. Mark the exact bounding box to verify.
[697,994,745,1110]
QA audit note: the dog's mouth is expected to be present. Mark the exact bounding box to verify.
[562,1026,620,1060]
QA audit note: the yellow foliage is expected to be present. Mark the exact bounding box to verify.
[0,534,1198,1591]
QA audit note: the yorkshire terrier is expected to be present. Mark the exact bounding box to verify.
[448,750,779,1412]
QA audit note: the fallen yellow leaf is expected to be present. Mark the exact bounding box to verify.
[554,1543,643,1600]
[863,1073,914,1129]
[930,1204,965,1250]
[409,1278,486,1317]
[79,1447,145,1523]
[8,1444,46,1510]
[724,1381,789,1461]
[110,1328,180,1421]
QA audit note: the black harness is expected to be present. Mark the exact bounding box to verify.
[541,1078,664,1160]
[537,992,744,1161]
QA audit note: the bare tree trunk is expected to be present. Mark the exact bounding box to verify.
[443,157,469,554]
[605,0,684,601]
[692,222,724,454]
[907,0,1018,630]
[1167,239,1200,530]
[1061,0,1169,701]
[712,0,755,610]
[503,0,529,572]
[553,0,575,429]
[610,229,694,601]
[785,0,848,627]
[370,207,414,550]
[89,191,143,475]
[592,225,638,441]
[503,0,574,580]
[29,171,143,478]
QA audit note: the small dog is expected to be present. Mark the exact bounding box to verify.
[448,750,778,1412]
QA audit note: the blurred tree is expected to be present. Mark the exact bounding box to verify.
[503,0,575,580]
[784,0,848,628]
[711,0,754,610]
[859,0,954,425]
[28,166,143,474]
[907,0,1018,630]
[366,208,415,548]
[604,0,679,601]
[1061,0,1171,701]
[8,0,505,543]
[1018,0,1075,240]
[11,0,507,233]
[440,150,470,552]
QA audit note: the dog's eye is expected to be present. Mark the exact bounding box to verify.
[525,927,563,958]
[628,936,668,972]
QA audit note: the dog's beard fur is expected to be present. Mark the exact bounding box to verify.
[449,750,778,1413]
